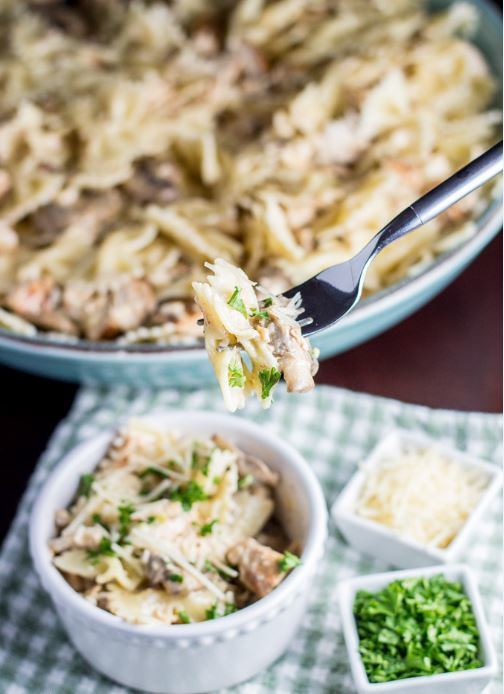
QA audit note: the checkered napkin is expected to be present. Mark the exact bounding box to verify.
[0,385,502,694]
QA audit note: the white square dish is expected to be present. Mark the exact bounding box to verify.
[331,430,502,569]
[338,564,498,694]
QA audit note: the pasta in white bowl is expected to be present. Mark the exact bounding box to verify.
[30,410,328,692]
[50,418,302,625]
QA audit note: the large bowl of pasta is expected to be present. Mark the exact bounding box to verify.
[0,0,501,386]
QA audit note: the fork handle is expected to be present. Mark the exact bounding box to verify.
[367,141,503,258]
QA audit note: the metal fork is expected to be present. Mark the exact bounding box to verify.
[284,141,503,336]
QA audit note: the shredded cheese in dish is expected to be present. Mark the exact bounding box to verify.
[355,445,490,548]
[193,258,318,411]
[0,0,500,343]
[50,419,301,625]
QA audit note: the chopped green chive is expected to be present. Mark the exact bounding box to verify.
[278,551,302,572]
[259,367,281,399]
[227,286,248,318]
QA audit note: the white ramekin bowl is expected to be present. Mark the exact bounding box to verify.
[29,410,328,694]
[338,564,498,694]
[332,430,502,569]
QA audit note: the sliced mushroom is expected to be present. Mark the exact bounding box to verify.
[212,434,279,487]
[268,310,318,393]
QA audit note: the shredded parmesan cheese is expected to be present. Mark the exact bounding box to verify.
[355,446,490,548]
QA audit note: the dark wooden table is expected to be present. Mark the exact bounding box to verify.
[1,234,502,541]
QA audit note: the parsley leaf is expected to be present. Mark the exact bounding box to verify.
[178,609,191,624]
[170,481,207,511]
[205,602,236,620]
[86,538,116,565]
[118,502,135,542]
[79,473,95,498]
[259,367,281,399]
[227,286,248,318]
[205,604,218,620]
[238,473,254,490]
[228,360,245,388]
[353,575,482,683]
[91,513,110,531]
[139,466,170,479]
[200,519,218,536]
[168,573,184,583]
[278,551,302,572]
[249,308,270,321]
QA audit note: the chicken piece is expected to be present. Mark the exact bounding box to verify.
[63,277,156,340]
[4,277,78,334]
[227,538,285,598]
[268,310,318,393]
[212,435,279,487]
[123,159,181,206]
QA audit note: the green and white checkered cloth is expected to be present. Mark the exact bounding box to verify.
[0,385,502,694]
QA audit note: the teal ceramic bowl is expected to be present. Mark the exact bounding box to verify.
[0,0,501,387]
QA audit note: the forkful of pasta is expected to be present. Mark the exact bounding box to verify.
[194,142,502,412]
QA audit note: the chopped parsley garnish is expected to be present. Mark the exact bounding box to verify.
[205,604,219,620]
[168,573,184,583]
[118,502,135,542]
[206,602,236,620]
[204,559,216,573]
[200,519,218,536]
[261,297,273,307]
[278,551,302,572]
[91,513,110,531]
[228,360,245,389]
[353,575,482,683]
[249,308,270,321]
[259,367,281,399]
[238,473,254,490]
[227,286,248,318]
[213,476,221,485]
[146,516,157,524]
[78,473,95,498]
[178,609,191,624]
[86,538,116,564]
[139,466,170,479]
[170,481,207,511]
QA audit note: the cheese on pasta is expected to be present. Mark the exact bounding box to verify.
[193,258,318,411]
[50,419,295,625]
